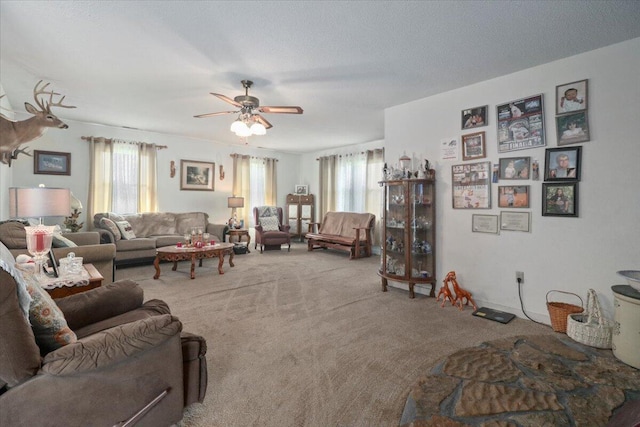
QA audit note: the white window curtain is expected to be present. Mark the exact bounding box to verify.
[87,137,158,221]
[232,154,278,227]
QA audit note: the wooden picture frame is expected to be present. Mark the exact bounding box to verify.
[498,185,530,208]
[34,150,71,175]
[472,214,499,234]
[556,79,588,115]
[542,182,578,217]
[544,147,581,181]
[496,94,545,153]
[499,156,530,180]
[500,211,531,232]
[451,161,491,209]
[180,160,215,191]
[461,105,487,130]
[461,131,486,161]
[294,185,308,196]
[556,111,590,145]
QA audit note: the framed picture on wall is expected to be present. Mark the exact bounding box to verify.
[472,214,499,234]
[451,161,491,209]
[180,160,215,191]
[498,185,530,208]
[499,156,530,180]
[461,105,488,130]
[294,185,308,195]
[496,94,545,153]
[461,131,486,161]
[542,182,578,217]
[556,79,588,115]
[544,147,581,181]
[556,111,590,145]
[34,150,71,175]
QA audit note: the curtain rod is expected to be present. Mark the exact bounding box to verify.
[316,148,383,160]
[81,136,167,149]
[230,153,279,161]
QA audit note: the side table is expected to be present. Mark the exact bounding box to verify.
[44,264,104,299]
[227,229,251,253]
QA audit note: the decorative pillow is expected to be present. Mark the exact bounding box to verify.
[99,217,121,241]
[115,220,136,240]
[17,266,77,353]
[260,216,281,231]
[52,234,78,248]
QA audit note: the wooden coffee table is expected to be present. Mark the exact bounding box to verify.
[153,243,235,280]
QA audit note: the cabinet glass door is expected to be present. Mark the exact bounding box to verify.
[410,181,434,280]
[384,183,406,277]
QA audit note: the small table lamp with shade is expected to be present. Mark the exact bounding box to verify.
[227,196,244,229]
[9,186,70,277]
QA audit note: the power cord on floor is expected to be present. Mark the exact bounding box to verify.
[517,277,547,326]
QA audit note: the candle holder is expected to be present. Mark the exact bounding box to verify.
[25,224,55,278]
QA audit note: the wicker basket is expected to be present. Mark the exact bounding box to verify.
[546,290,583,333]
[567,289,613,349]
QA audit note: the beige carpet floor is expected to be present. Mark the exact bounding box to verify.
[115,243,555,427]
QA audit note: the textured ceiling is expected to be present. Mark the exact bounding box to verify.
[1,1,640,153]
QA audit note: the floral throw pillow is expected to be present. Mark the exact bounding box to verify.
[115,220,137,240]
[18,266,77,353]
[260,216,281,231]
[100,217,122,241]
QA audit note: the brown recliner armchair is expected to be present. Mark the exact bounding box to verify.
[253,206,291,253]
[0,259,207,427]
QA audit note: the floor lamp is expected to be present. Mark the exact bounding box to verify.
[9,186,70,277]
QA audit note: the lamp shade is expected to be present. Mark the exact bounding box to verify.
[228,196,244,209]
[9,187,71,218]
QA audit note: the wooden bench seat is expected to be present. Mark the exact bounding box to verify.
[305,212,375,259]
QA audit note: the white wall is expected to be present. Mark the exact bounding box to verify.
[0,119,300,228]
[385,38,640,322]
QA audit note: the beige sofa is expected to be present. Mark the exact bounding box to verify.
[0,221,116,284]
[93,212,228,266]
[306,211,375,259]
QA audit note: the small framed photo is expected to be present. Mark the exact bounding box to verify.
[180,160,215,191]
[34,150,71,175]
[472,214,499,234]
[544,147,581,181]
[556,111,590,145]
[499,156,530,180]
[500,211,531,232]
[542,182,578,217]
[295,185,308,195]
[556,79,588,115]
[498,185,530,208]
[461,131,486,161]
[461,105,487,130]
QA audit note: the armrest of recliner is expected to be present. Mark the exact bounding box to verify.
[41,314,182,375]
[55,280,144,330]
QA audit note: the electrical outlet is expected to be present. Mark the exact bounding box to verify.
[516,271,524,284]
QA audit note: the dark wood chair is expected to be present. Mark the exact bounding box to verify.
[253,206,291,253]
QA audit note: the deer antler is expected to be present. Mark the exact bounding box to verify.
[32,80,76,112]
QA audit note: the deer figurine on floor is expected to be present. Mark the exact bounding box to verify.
[0,80,76,166]
[443,271,477,311]
[436,275,456,308]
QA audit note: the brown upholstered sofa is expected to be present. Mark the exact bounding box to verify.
[0,221,116,283]
[0,248,207,426]
[93,211,228,266]
[306,211,375,259]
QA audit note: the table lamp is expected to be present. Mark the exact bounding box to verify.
[9,186,70,277]
[227,196,244,228]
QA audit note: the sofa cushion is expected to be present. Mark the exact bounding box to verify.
[115,220,136,240]
[115,238,157,251]
[137,212,177,237]
[153,235,183,248]
[99,217,121,241]
[0,222,27,249]
[260,216,281,231]
[176,212,208,235]
[318,212,375,240]
[18,266,77,354]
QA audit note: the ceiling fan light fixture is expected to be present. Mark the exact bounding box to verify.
[230,119,245,133]
[235,122,252,137]
[250,122,266,135]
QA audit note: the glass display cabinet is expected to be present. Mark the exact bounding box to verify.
[379,178,436,298]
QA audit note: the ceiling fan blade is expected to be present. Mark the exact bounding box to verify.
[255,114,273,129]
[259,106,303,114]
[211,93,243,108]
[193,110,238,118]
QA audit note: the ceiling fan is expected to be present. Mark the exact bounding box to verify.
[194,80,303,136]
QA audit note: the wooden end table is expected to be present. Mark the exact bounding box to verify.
[153,242,235,280]
[226,229,251,252]
[44,264,104,299]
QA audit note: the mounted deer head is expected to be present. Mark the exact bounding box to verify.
[0,80,76,166]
